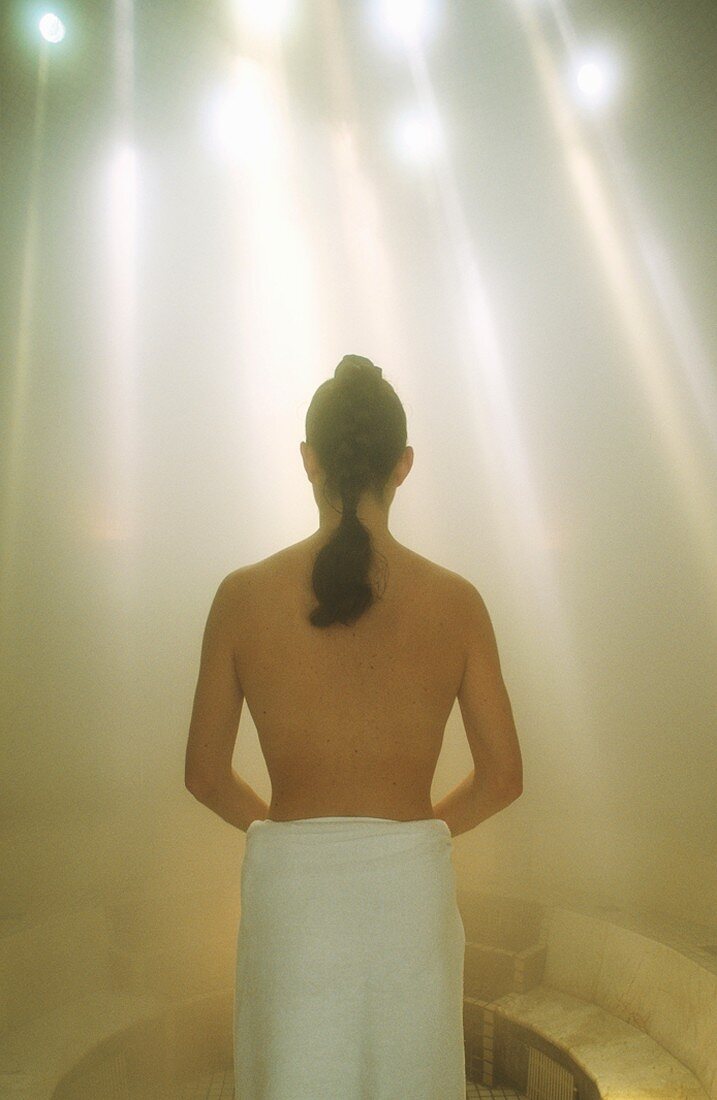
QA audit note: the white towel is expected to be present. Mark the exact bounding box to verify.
[233,816,466,1099]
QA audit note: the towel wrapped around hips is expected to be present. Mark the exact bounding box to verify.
[233,815,466,1099]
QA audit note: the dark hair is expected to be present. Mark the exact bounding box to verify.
[305,354,408,628]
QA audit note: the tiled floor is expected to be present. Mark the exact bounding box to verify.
[468,1085,527,1099]
[172,1067,527,1099]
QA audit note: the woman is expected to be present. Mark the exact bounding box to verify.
[185,354,523,1098]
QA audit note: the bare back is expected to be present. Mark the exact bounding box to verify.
[232,537,469,821]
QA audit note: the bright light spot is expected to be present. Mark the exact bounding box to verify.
[39,12,65,43]
[206,63,279,167]
[391,107,444,164]
[578,63,605,97]
[374,0,439,46]
[233,0,297,38]
[572,52,618,109]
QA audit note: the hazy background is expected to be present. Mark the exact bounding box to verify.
[2,0,717,973]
